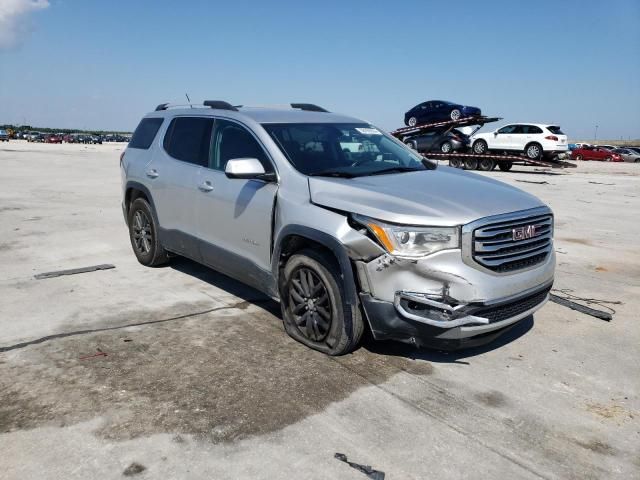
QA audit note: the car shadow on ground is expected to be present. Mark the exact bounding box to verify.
[168,256,281,317]
[169,256,533,364]
[362,316,534,365]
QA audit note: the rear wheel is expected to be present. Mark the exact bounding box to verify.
[440,141,453,153]
[472,139,488,155]
[498,162,513,172]
[407,117,417,127]
[128,198,169,267]
[525,143,543,160]
[404,139,416,150]
[281,249,364,356]
[449,158,462,168]
[450,109,461,121]
[463,157,479,170]
[478,158,496,171]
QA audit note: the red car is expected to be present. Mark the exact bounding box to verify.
[44,134,62,144]
[571,146,623,162]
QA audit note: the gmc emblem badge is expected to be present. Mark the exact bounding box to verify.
[512,225,537,241]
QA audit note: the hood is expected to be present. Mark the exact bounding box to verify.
[308,167,545,226]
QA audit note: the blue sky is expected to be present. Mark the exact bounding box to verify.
[1,0,639,139]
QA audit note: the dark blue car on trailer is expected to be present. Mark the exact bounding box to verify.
[404,100,481,126]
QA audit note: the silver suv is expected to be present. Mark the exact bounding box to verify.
[121,101,555,355]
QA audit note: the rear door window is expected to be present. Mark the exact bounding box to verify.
[129,117,164,149]
[163,117,214,166]
[525,125,543,134]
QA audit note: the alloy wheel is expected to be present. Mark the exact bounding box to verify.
[132,210,153,255]
[527,145,541,159]
[288,267,332,342]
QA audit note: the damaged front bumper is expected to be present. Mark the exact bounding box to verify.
[356,248,555,349]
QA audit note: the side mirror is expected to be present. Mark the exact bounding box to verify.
[494,131,499,136]
[224,158,276,181]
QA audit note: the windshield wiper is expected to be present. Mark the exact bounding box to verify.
[308,169,357,178]
[364,167,424,176]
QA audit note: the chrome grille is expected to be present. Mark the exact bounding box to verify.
[471,211,553,273]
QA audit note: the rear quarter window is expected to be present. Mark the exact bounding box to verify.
[547,126,564,135]
[129,118,164,149]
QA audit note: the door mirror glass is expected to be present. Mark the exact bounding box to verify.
[225,157,269,180]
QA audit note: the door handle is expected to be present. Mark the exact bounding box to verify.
[145,169,159,179]
[198,181,214,192]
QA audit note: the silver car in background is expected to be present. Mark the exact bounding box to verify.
[120,101,555,355]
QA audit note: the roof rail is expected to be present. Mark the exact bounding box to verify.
[291,103,329,112]
[203,100,238,111]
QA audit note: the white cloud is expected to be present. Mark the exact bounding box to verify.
[0,0,49,50]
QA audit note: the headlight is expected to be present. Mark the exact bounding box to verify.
[354,214,459,257]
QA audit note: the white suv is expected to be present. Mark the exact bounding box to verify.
[471,123,568,159]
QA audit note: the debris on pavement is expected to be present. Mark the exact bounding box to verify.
[123,462,146,476]
[34,263,115,280]
[515,180,550,185]
[550,288,621,321]
[79,348,108,360]
[335,453,385,480]
[588,181,615,185]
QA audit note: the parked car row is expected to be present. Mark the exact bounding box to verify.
[570,145,640,162]
[11,130,131,143]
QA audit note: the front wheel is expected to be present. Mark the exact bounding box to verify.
[450,109,461,121]
[407,117,417,127]
[605,156,612,162]
[405,140,416,150]
[281,249,364,356]
[472,139,488,155]
[575,154,583,161]
[128,198,169,267]
[440,141,453,153]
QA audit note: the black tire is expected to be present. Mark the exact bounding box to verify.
[404,140,416,150]
[525,143,543,160]
[498,162,513,172]
[128,197,169,267]
[281,249,364,356]
[472,139,488,155]
[575,154,583,161]
[407,117,417,127]
[463,157,479,170]
[440,141,453,153]
[450,109,461,121]
[605,156,612,162]
[478,158,496,171]
[449,158,462,168]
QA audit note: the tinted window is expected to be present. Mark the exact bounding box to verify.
[526,125,543,134]
[497,125,517,134]
[163,117,213,166]
[129,117,163,149]
[211,119,271,172]
[547,126,565,135]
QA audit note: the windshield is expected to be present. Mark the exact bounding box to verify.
[263,123,431,177]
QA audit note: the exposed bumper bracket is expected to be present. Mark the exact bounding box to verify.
[394,291,489,328]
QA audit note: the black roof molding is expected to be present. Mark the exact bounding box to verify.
[291,103,329,112]
[203,100,238,111]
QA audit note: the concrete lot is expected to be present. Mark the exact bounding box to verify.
[0,141,638,479]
